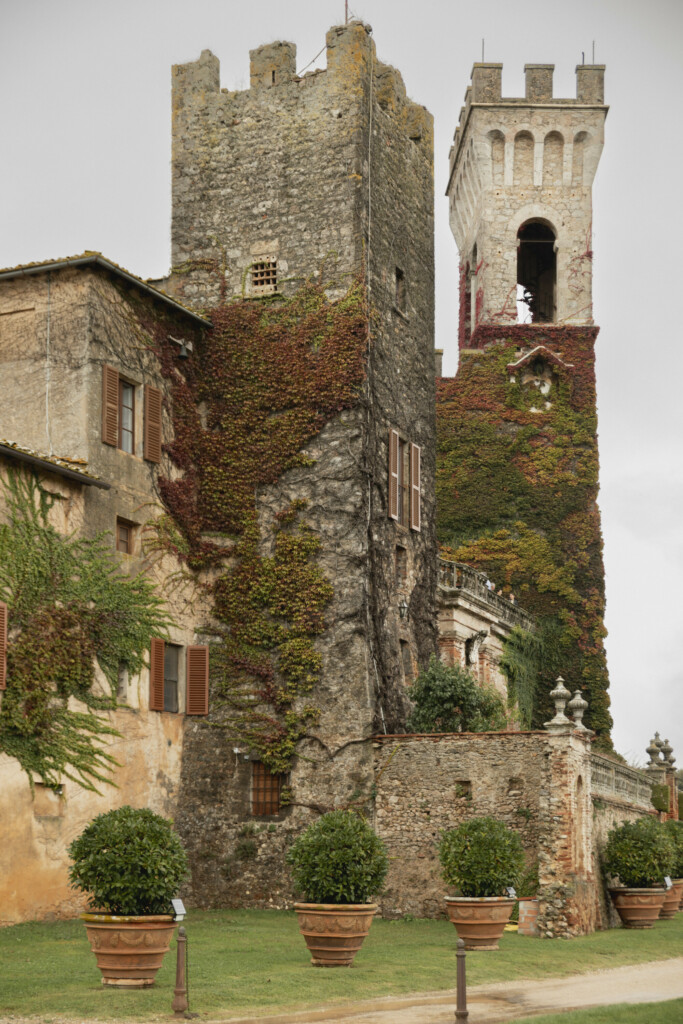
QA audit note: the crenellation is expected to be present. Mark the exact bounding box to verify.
[525,64,554,102]
[249,41,297,89]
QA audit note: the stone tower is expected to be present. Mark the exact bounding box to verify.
[447,62,606,343]
[168,23,437,906]
[437,63,612,738]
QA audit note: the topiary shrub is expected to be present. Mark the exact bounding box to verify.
[287,810,388,904]
[650,783,670,813]
[439,817,525,897]
[603,817,676,889]
[406,656,508,733]
[68,805,189,915]
[664,820,683,879]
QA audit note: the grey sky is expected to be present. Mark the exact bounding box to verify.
[2,0,681,763]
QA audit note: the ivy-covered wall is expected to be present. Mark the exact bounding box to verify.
[436,324,612,741]
[165,21,437,908]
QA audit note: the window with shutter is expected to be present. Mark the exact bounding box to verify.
[186,645,209,715]
[410,443,421,532]
[0,600,7,691]
[149,637,165,711]
[102,365,119,446]
[388,429,399,521]
[144,385,162,463]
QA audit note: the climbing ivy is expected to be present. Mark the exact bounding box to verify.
[0,472,170,790]
[436,326,612,740]
[155,277,368,773]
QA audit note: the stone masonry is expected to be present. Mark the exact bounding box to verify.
[447,63,607,338]
[167,22,438,908]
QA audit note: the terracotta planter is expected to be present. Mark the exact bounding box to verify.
[677,879,683,911]
[517,897,540,937]
[444,896,516,950]
[293,903,376,966]
[608,888,666,929]
[659,880,683,919]
[81,913,176,987]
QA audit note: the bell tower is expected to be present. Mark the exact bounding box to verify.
[446,62,607,345]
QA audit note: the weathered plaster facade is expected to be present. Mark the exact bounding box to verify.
[0,262,210,925]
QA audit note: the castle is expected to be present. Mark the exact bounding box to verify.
[0,21,670,934]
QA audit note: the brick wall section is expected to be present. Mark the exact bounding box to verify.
[372,730,598,936]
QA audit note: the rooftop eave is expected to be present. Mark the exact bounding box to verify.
[0,442,110,489]
[0,254,211,328]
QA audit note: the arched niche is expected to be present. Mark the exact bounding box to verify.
[517,219,556,322]
[513,130,534,186]
[572,131,589,186]
[543,131,564,187]
[488,129,505,187]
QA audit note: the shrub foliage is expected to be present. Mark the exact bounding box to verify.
[603,817,676,888]
[68,805,189,914]
[664,820,683,878]
[439,816,525,897]
[287,810,388,904]
[406,656,508,733]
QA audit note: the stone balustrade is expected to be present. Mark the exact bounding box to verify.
[590,752,653,809]
[437,557,535,631]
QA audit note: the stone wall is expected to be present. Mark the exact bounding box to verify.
[169,22,438,909]
[447,62,607,334]
[372,729,598,936]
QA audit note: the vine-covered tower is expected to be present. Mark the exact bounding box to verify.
[447,62,606,341]
[438,63,612,738]
[167,22,437,906]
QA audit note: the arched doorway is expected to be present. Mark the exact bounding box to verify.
[517,221,556,323]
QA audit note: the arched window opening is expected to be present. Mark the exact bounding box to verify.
[517,221,556,323]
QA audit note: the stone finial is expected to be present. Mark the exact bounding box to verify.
[544,676,573,732]
[660,738,675,767]
[567,689,590,732]
[646,736,665,772]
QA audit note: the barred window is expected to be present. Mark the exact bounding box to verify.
[252,762,283,815]
[251,259,277,295]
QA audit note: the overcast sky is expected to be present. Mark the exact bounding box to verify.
[2,0,681,764]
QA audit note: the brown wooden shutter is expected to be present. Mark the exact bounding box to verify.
[186,645,209,715]
[0,600,7,690]
[144,385,163,463]
[149,637,165,711]
[102,365,119,446]
[410,442,421,532]
[388,429,399,521]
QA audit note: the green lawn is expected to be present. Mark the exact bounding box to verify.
[0,910,681,1021]
[516,1000,683,1024]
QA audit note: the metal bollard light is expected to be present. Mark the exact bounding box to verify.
[172,926,189,1016]
[455,938,468,1022]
